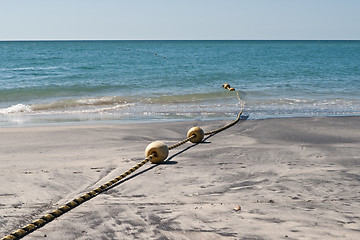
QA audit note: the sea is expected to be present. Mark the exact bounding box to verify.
[1,40,359,127]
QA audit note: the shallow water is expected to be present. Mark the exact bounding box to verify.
[1,40,359,126]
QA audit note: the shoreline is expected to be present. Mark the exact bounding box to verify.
[1,116,359,239]
[1,113,360,129]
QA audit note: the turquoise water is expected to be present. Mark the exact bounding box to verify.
[1,40,360,126]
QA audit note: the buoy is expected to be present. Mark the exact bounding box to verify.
[187,126,204,143]
[222,83,230,89]
[229,87,235,91]
[145,141,169,164]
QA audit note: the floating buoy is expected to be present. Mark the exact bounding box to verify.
[145,141,169,164]
[223,83,236,91]
[222,83,230,89]
[187,126,204,143]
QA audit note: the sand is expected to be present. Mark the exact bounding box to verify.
[0,116,359,239]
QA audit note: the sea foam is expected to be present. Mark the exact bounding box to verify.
[0,104,32,115]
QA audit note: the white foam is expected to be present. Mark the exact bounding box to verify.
[0,104,32,115]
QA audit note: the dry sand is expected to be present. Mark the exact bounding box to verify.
[0,116,359,239]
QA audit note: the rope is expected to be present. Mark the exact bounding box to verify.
[204,90,244,136]
[168,84,244,147]
[1,155,155,240]
[2,83,245,240]
[168,135,196,150]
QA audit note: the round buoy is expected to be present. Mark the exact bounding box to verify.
[222,83,230,89]
[145,141,169,164]
[229,87,235,91]
[187,126,204,143]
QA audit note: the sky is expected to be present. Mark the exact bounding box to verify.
[0,0,359,40]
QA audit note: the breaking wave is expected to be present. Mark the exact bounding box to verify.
[0,104,32,114]
[0,91,236,116]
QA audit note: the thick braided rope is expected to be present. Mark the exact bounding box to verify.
[1,155,155,240]
[168,135,196,150]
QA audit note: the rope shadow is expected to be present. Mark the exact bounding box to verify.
[105,115,249,192]
[106,142,201,192]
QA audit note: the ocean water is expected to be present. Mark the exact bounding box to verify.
[1,40,359,126]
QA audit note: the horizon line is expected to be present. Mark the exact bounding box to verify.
[1,39,359,42]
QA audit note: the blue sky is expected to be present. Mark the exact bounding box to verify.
[1,0,359,40]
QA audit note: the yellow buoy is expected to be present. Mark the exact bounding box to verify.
[222,83,230,89]
[145,141,169,164]
[187,126,204,143]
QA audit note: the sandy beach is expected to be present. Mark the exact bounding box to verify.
[1,116,359,239]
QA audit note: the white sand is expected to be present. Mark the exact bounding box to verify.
[1,116,359,239]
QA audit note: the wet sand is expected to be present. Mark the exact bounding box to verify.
[1,116,359,239]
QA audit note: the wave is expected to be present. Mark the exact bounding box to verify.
[0,96,130,115]
[0,91,237,115]
[2,90,358,121]
[31,96,130,111]
[0,84,131,102]
[0,104,32,114]
[10,66,61,71]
